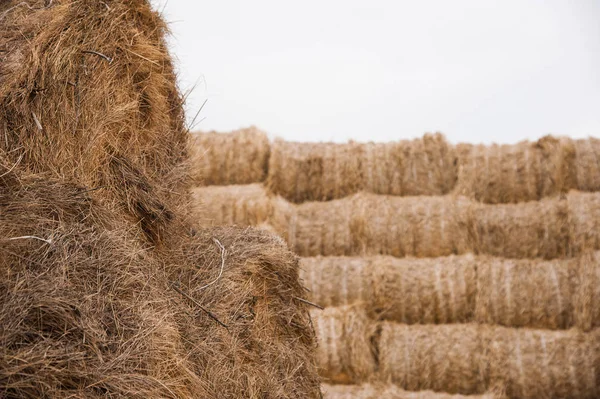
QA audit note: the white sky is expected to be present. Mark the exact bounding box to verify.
[152,0,600,144]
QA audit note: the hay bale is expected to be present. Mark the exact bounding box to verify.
[454,136,575,204]
[568,191,600,255]
[378,323,489,395]
[475,257,577,329]
[472,196,570,259]
[573,251,600,332]
[0,0,189,245]
[489,327,599,399]
[311,305,377,384]
[322,384,505,399]
[267,134,456,203]
[574,137,600,191]
[190,127,270,185]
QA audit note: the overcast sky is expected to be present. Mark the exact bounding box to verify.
[152,1,599,144]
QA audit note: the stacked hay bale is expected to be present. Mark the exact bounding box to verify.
[191,130,600,399]
[0,2,320,398]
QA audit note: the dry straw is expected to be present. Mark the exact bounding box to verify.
[574,137,600,192]
[267,133,456,203]
[0,0,189,245]
[190,127,270,186]
[311,305,377,384]
[322,384,505,399]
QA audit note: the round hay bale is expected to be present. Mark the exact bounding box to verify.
[311,305,377,384]
[190,127,270,185]
[475,257,577,329]
[0,0,189,245]
[568,191,600,255]
[573,251,600,332]
[370,255,477,324]
[361,141,404,197]
[322,384,505,399]
[489,327,599,399]
[472,196,570,259]
[574,137,600,192]
[378,323,489,395]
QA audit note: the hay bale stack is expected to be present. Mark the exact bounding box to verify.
[378,323,489,395]
[489,327,599,399]
[311,306,377,384]
[475,257,577,329]
[574,137,600,191]
[472,196,570,259]
[454,136,576,203]
[190,127,270,185]
[0,0,188,245]
[322,384,505,399]
[267,133,456,203]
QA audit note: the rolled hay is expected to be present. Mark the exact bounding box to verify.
[472,196,570,259]
[0,166,321,397]
[489,327,600,399]
[574,137,600,192]
[573,251,600,331]
[310,305,377,384]
[475,257,577,329]
[190,127,270,185]
[378,323,490,395]
[454,136,576,204]
[267,133,456,203]
[322,384,505,399]
[567,191,600,255]
[0,0,189,245]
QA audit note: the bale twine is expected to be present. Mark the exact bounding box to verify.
[0,0,189,245]
[378,323,489,395]
[573,251,600,332]
[190,127,270,185]
[489,326,599,399]
[311,305,377,384]
[472,196,570,259]
[568,191,600,255]
[454,136,575,204]
[267,134,456,203]
[475,257,577,329]
[574,137,600,192]
[322,384,505,399]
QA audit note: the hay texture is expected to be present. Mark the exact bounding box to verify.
[0,0,188,245]
[322,384,504,399]
[378,323,489,395]
[489,327,599,399]
[454,136,576,203]
[568,191,600,255]
[0,162,321,398]
[574,137,600,192]
[190,127,270,186]
[311,306,377,384]
[573,251,600,332]
[267,133,456,203]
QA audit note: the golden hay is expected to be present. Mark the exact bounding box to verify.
[190,127,270,186]
[573,251,600,332]
[0,0,189,245]
[192,185,600,258]
[310,305,377,384]
[267,133,456,203]
[453,136,575,203]
[574,137,600,192]
[321,384,505,399]
[378,323,489,395]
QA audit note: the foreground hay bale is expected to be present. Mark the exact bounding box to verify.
[311,306,376,384]
[190,127,270,185]
[378,323,489,395]
[574,137,600,192]
[0,165,321,398]
[0,0,188,245]
[454,137,576,204]
[267,134,456,203]
[322,384,505,399]
[489,327,599,399]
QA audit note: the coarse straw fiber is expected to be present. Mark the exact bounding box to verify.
[321,384,505,399]
[300,254,600,330]
[267,133,456,203]
[0,163,321,398]
[489,326,600,399]
[0,0,189,245]
[378,323,489,395]
[454,136,576,204]
[574,137,600,192]
[310,305,377,384]
[567,191,600,255]
[190,127,270,186]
